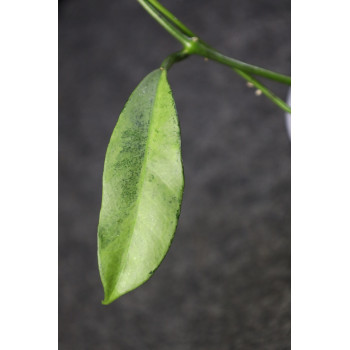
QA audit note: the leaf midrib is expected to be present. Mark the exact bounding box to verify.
[113,70,164,295]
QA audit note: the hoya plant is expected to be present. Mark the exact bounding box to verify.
[97,0,291,305]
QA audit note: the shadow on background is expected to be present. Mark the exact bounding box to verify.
[59,0,290,349]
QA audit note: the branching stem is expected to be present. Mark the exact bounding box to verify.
[234,69,291,113]
[137,0,291,113]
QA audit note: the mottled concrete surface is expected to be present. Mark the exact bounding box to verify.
[59,0,291,349]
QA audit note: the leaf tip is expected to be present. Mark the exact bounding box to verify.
[101,292,120,305]
[101,298,112,306]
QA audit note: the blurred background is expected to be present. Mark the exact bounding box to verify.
[59,0,290,349]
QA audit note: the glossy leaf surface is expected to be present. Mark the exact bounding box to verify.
[98,69,184,304]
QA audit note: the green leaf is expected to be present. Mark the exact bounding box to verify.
[98,69,184,304]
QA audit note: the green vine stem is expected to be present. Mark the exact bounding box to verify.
[137,0,190,47]
[195,45,291,85]
[147,0,196,38]
[138,0,291,112]
[160,50,189,71]
[234,69,291,113]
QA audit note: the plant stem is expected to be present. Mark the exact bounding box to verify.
[160,50,189,71]
[139,0,291,112]
[137,0,190,48]
[145,3,291,109]
[234,69,291,113]
[147,0,195,37]
[196,45,291,85]
[139,0,290,85]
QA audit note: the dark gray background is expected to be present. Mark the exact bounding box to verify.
[59,0,291,349]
